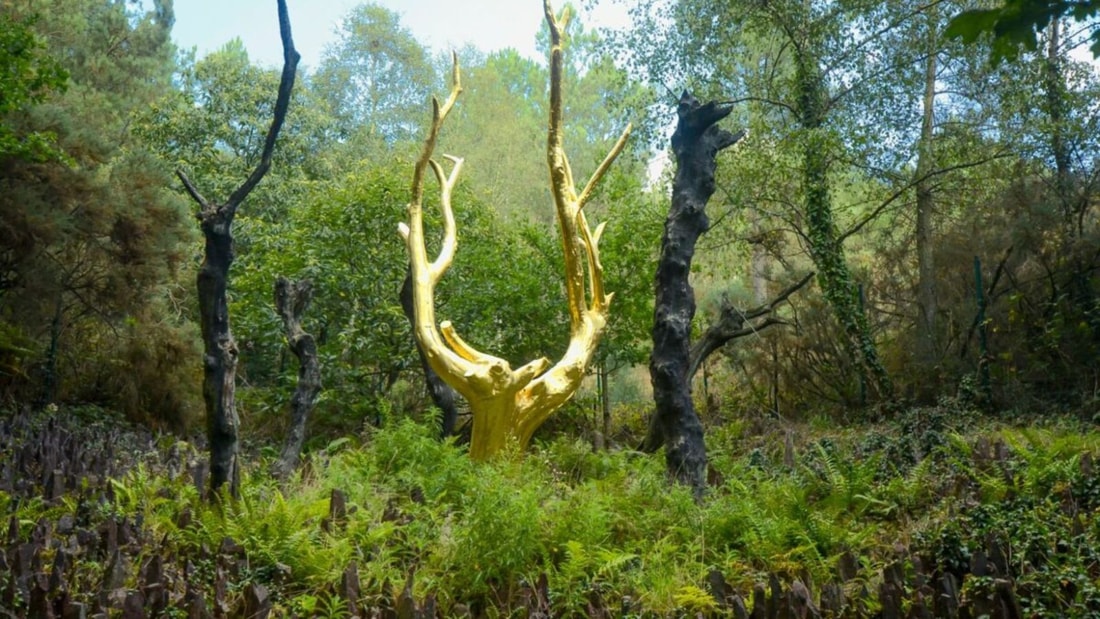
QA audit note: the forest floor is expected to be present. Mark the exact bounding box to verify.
[2,401,1100,617]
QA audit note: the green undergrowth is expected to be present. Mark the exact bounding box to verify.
[8,405,1100,616]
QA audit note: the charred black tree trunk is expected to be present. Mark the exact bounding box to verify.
[645,92,744,496]
[272,277,321,480]
[400,269,460,437]
[177,0,299,499]
[196,218,240,497]
[35,295,63,409]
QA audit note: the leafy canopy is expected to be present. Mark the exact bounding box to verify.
[0,12,68,161]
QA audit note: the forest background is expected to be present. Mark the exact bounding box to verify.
[4,0,1098,442]
[4,0,1100,615]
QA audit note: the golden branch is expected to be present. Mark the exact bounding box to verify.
[397,2,630,459]
[576,126,632,211]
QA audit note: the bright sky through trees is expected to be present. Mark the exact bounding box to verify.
[172,0,631,69]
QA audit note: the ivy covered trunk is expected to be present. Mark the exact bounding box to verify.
[646,92,743,497]
[796,58,894,402]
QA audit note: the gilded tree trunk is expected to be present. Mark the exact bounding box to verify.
[400,268,459,437]
[399,3,628,461]
[646,92,743,497]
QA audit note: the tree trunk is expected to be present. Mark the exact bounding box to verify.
[1046,17,1072,223]
[916,6,939,384]
[645,92,744,497]
[36,294,63,409]
[796,57,894,402]
[272,277,321,480]
[597,359,610,450]
[400,269,460,438]
[177,0,299,499]
[196,218,240,497]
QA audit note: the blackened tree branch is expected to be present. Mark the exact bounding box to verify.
[226,0,300,211]
[688,271,815,380]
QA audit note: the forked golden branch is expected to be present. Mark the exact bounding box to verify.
[399,1,632,459]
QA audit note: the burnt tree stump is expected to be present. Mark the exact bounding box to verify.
[645,92,745,495]
[272,277,322,480]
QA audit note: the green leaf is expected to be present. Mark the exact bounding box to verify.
[944,9,1002,44]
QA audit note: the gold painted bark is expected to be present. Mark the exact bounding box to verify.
[398,1,630,460]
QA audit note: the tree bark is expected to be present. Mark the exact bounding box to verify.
[400,268,460,438]
[272,277,321,480]
[195,216,240,497]
[645,92,744,497]
[177,0,299,499]
[687,271,814,381]
[916,6,939,383]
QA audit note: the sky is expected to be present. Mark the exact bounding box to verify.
[171,0,633,71]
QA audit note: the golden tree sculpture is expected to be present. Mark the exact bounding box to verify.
[399,0,631,459]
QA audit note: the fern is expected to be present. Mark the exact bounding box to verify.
[672,584,719,613]
[595,547,639,578]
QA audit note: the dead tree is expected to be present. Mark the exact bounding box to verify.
[176,0,299,498]
[272,277,321,480]
[687,271,815,381]
[647,92,745,497]
[398,1,630,460]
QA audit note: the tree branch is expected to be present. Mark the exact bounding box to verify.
[176,169,210,212]
[688,271,815,381]
[837,151,1013,245]
[225,0,301,211]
